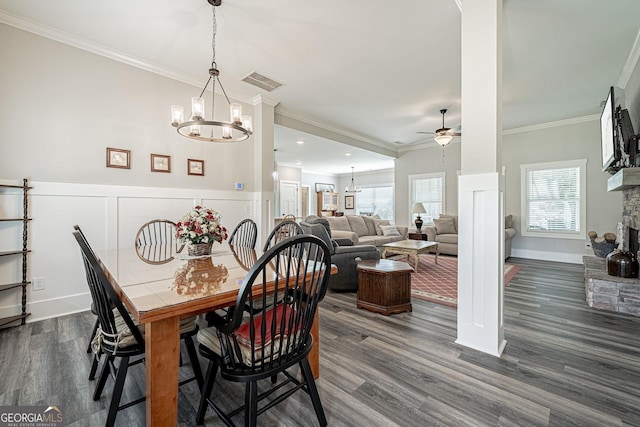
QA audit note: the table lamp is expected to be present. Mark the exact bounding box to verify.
[412,202,427,231]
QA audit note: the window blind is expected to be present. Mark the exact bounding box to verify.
[412,176,443,221]
[526,166,580,233]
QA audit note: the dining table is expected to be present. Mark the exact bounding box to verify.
[96,241,333,427]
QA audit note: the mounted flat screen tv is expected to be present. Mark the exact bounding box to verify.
[601,86,620,172]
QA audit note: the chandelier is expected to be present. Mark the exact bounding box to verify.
[170,0,252,142]
[345,167,361,193]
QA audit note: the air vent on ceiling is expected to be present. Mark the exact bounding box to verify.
[241,71,283,92]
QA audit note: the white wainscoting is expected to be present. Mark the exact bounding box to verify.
[0,180,255,323]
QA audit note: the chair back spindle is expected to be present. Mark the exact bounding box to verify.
[135,219,184,264]
[228,218,258,249]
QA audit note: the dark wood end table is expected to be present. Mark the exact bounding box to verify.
[356,259,414,315]
[408,231,428,240]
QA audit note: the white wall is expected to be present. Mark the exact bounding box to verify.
[0,23,255,191]
[395,143,462,226]
[0,24,263,322]
[503,120,621,262]
[624,49,640,131]
[394,121,622,263]
[0,180,253,322]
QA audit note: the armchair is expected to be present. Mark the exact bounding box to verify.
[300,220,380,291]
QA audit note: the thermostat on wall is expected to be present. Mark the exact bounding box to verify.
[235,182,244,190]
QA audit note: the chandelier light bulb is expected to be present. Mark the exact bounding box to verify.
[222,126,232,139]
[171,105,184,126]
[191,97,205,120]
[242,116,252,132]
[230,103,242,125]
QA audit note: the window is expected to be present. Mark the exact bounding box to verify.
[408,172,445,224]
[355,186,394,220]
[520,159,586,239]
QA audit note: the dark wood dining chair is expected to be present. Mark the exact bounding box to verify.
[228,218,257,249]
[73,224,102,381]
[134,219,184,264]
[73,230,203,427]
[263,220,303,252]
[195,234,331,427]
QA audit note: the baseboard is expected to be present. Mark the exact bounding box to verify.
[0,292,91,324]
[510,248,584,264]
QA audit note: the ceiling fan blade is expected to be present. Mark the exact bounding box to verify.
[416,131,434,134]
[451,132,462,136]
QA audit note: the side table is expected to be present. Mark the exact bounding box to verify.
[408,231,428,241]
[356,259,414,315]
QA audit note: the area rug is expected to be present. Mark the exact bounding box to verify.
[393,254,521,308]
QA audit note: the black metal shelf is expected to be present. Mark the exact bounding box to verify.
[0,179,31,327]
[0,250,31,257]
[0,282,29,292]
[0,313,31,329]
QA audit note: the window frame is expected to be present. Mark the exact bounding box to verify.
[408,172,446,226]
[520,159,587,240]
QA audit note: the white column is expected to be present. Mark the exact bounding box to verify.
[456,0,506,356]
[252,95,279,247]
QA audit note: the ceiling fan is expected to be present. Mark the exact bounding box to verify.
[417,109,461,146]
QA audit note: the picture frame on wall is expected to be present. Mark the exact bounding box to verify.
[315,183,335,192]
[188,158,205,176]
[106,147,130,169]
[345,195,355,209]
[151,154,171,173]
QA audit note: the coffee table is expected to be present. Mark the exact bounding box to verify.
[357,259,414,315]
[381,240,439,273]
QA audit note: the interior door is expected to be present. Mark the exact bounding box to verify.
[279,180,299,218]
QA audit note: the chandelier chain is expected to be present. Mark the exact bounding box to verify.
[211,4,217,68]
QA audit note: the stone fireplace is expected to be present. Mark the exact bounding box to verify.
[583,181,640,317]
[621,186,640,256]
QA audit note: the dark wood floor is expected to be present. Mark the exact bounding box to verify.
[1,258,639,426]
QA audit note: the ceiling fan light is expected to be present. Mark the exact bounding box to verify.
[434,134,453,146]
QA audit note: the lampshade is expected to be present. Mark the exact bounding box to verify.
[434,134,453,146]
[412,203,426,214]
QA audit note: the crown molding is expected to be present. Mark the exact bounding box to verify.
[503,114,599,135]
[618,28,640,90]
[252,94,279,107]
[0,10,259,105]
[274,108,398,154]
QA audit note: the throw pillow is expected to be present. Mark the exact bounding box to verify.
[505,214,513,229]
[439,214,458,232]
[362,215,378,236]
[326,216,350,232]
[346,215,369,237]
[374,219,390,235]
[380,225,401,237]
[433,218,456,235]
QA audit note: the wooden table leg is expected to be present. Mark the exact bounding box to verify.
[309,310,320,379]
[381,248,387,259]
[435,245,439,264]
[414,251,419,273]
[145,317,180,427]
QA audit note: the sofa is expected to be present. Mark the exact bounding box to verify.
[307,215,408,248]
[423,214,517,258]
[300,217,380,291]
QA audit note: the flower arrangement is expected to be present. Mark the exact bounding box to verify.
[176,206,228,246]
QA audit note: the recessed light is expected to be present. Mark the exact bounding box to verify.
[345,152,352,156]
[296,140,305,145]
[296,161,302,165]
